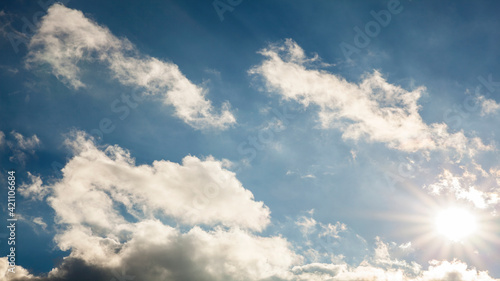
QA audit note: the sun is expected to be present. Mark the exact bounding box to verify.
[435,207,477,242]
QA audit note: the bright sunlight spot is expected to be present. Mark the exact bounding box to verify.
[435,208,477,242]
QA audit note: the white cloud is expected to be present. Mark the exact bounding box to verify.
[0,257,34,280]
[40,130,270,232]
[290,239,494,281]
[249,39,492,154]
[476,95,500,116]
[7,130,301,281]
[50,221,300,281]
[291,234,421,281]
[5,255,496,281]
[0,131,4,146]
[5,177,500,281]
[426,169,499,209]
[26,4,235,130]
[422,260,498,281]
[290,259,498,281]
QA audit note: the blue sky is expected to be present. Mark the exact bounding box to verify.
[1,0,500,280]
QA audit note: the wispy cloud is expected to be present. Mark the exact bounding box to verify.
[7,131,41,164]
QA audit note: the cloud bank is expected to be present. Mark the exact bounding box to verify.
[4,131,497,281]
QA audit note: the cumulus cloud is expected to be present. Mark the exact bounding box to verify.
[249,39,492,154]
[37,130,270,231]
[0,131,4,146]
[3,131,302,281]
[26,4,235,130]
[48,222,299,281]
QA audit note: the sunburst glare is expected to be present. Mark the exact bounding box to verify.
[435,207,477,242]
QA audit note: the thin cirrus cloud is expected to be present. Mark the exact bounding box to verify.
[26,4,236,130]
[249,39,492,155]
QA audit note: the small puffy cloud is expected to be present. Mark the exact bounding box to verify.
[26,4,235,130]
[0,131,4,146]
[249,39,492,155]
[476,95,500,116]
